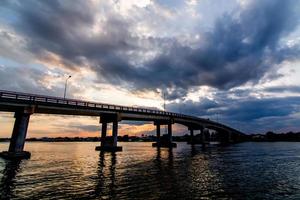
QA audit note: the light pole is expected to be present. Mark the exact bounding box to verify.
[163,92,166,112]
[64,75,72,99]
[162,91,167,134]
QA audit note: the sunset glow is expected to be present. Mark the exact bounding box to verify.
[1,0,300,137]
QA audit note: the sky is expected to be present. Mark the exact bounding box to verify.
[0,0,300,137]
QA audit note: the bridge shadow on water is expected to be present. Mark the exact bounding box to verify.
[91,145,229,200]
[94,151,117,199]
[93,148,179,200]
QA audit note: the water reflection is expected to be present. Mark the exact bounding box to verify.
[0,159,22,199]
[1,142,300,199]
[95,151,117,199]
[154,147,175,198]
[154,147,174,168]
[190,144,197,156]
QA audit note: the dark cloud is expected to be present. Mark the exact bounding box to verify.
[168,94,300,133]
[163,88,188,101]
[168,98,219,116]
[1,0,300,134]
[264,86,300,93]
[94,0,300,96]
[0,65,82,98]
[0,65,51,94]
[223,97,299,121]
[1,0,299,100]
[222,96,300,133]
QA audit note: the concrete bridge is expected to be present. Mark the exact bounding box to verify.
[0,90,245,159]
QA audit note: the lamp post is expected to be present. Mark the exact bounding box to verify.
[163,92,166,112]
[64,75,72,99]
[162,91,167,134]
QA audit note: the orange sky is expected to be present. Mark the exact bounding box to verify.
[0,112,189,138]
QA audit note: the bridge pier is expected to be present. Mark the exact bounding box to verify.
[189,129,194,144]
[232,131,242,143]
[95,114,122,152]
[187,126,206,146]
[155,124,161,145]
[201,127,207,149]
[0,107,34,159]
[228,131,232,143]
[152,121,176,148]
[100,122,107,147]
[219,130,233,145]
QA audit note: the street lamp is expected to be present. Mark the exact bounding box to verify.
[162,91,167,134]
[64,75,72,99]
[163,92,166,111]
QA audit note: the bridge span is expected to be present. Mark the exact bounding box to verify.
[0,90,245,159]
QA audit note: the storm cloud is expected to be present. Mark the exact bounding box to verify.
[1,0,300,134]
[1,0,299,99]
[168,94,300,134]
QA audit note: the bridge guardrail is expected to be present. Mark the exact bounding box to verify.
[0,90,188,117]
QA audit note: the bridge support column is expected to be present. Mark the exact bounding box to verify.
[96,114,122,152]
[218,130,231,146]
[168,123,172,143]
[166,123,176,148]
[152,121,176,148]
[152,123,161,147]
[187,126,206,145]
[100,122,107,147]
[189,129,194,144]
[201,128,206,149]
[219,130,232,145]
[228,131,232,143]
[0,107,34,159]
[234,132,241,143]
[112,120,118,147]
[156,124,161,144]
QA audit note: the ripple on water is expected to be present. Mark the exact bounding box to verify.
[1,142,300,199]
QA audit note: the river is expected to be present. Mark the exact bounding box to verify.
[1,142,300,199]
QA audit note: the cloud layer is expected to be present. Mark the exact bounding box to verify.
[2,0,299,95]
[0,0,300,134]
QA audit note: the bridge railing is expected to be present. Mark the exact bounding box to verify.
[0,90,193,119]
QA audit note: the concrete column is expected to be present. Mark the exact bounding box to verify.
[228,131,232,143]
[156,124,161,144]
[168,123,172,143]
[0,108,34,159]
[205,129,210,142]
[152,121,176,148]
[201,128,206,148]
[95,114,122,152]
[219,130,231,145]
[236,132,241,142]
[190,129,194,144]
[8,112,30,152]
[100,122,107,146]
[112,120,118,147]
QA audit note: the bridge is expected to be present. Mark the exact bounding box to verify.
[0,90,245,159]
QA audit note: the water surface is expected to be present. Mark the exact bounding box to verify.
[1,142,300,199]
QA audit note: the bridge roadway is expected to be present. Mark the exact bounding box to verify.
[0,90,245,159]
